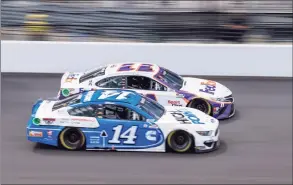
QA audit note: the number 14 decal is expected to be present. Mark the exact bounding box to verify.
[108,125,138,145]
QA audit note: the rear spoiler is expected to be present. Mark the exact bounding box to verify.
[32,99,43,114]
[60,72,70,85]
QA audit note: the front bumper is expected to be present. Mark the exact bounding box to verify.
[195,139,220,153]
[211,95,236,120]
[193,127,220,153]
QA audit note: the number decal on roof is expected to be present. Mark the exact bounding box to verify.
[98,90,131,100]
[84,91,95,102]
[117,63,154,72]
[137,64,154,72]
[117,63,136,71]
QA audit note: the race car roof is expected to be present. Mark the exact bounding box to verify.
[80,89,142,105]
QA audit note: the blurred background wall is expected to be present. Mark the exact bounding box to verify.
[1,0,292,43]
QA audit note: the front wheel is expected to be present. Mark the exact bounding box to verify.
[188,99,212,115]
[167,130,193,153]
[59,127,86,150]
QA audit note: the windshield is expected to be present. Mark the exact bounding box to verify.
[137,97,165,120]
[52,94,81,111]
[156,67,184,90]
[79,66,106,83]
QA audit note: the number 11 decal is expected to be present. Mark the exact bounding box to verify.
[117,63,154,72]
[108,125,138,145]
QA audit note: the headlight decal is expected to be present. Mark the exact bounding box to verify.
[196,131,212,136]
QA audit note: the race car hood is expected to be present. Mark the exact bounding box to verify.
[156,106,219,131]
[180,77,232,98]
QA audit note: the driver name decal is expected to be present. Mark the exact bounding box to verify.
[170,110,204,124]
[199,80,216,95]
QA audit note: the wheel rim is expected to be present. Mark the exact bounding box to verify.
[67,132,80,144]
[61,128,84,150]
[65,130,81,144]
[195,102,208,113]
[172,131,190,150]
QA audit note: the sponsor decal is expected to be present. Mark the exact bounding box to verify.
[146,119,155,123]
[149,124,158,129]
[61,88,70,97]
[32,118,41,125]
[90,136,100,144]
[59,118,70,124]
[43,118,55,125]
[72,118,94,122]
[29,131,43,137]
[168,100,182,106]
[220,102,225,108]
[46,130,53,139]
[65,73,79,83]
[199,80,216,95]
[145,130,157,141]
[47,130,53,136]
[176,93,184,98]
[213,107,220,114]
[170,110,205,124]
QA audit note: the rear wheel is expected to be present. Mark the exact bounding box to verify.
[167,130,193,153]
[59,127,85,150]
[188,99,212,115]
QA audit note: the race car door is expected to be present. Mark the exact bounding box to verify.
[125,75,186,107]
[86,103,164,150]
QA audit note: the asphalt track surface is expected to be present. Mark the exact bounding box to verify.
[1,74,292,184]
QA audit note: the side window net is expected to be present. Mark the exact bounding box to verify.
[96,76,125,88]
[150,80,167,91]
[68,105,96,117]
[103,104,145,121]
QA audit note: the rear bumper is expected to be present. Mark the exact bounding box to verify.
[26,125,61,147]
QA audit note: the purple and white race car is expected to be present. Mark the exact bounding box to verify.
[57,63,235,120]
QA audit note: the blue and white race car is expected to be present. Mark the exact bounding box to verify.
[57,63,235,120]
[27,89,220,153]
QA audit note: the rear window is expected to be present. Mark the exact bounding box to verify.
[52,94,81,111]
[79,66,106,83]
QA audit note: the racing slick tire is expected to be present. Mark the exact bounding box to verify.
[188,98,212,116]
[59,127,86,150]
[167,130,193,153]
